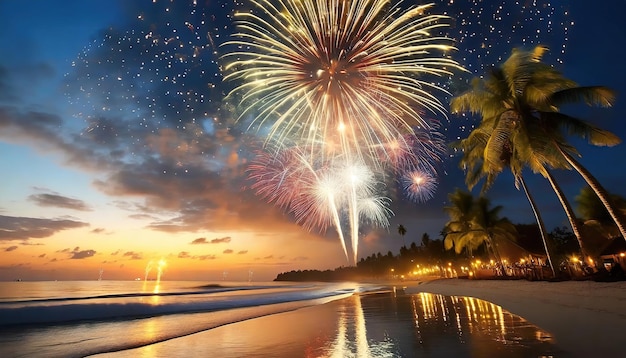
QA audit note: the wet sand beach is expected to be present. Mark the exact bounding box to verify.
[94,280,568,357]
[409,278,626,357]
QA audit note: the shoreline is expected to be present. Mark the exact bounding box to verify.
[89,278,625,357]
[404,278,626,357]
[94,279,565,357]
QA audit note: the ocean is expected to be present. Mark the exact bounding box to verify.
[0,280,363,358]
[0,280,567,357]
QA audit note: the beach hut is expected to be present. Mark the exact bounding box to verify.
[491,237,548,279]
[599,238,626,271]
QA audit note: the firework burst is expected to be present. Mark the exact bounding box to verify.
[401,169,437,203]
[223,0,462,161]
[248,143,392,264]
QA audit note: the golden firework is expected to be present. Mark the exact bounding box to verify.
[223,0,463,162]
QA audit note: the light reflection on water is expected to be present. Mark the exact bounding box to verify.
[96,289,567,358]
[316,290,563,358]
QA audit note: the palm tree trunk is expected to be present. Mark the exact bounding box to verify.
[557,145,626,241]
[519,176,556,277]
[545,169,586,258]
[487,234,507,276]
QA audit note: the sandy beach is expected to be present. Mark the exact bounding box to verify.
[409,278,626,357]
[91,278,614,357]
[87,278,626,357]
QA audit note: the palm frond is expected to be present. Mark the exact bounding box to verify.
[483,110,516,171]
[546,112,621,146]
[550,86,616,108]
[502,46,549,98]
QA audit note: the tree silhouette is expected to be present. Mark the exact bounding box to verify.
[398,224,407,246]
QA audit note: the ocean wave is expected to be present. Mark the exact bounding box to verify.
[0,284,280,305]
[0,283,357,327]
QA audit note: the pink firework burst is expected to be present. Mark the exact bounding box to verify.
[401,170,437,203]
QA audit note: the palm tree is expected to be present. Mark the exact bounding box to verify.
[397,224,407,247]
[443,189,517,275]
[452,112,558,276]
[576,186,626,241]
[472,196,518,275]
[421,232,431,247]
[451,45,623,259]
[443,189,478,256]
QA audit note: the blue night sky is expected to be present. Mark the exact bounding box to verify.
[0,0,625,281]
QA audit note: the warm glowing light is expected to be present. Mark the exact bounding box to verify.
[223,0,462,161]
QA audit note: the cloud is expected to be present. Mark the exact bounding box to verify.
[0,106,121,172]
[70,250,96,259]
[91,228,106,234]
[196,254,217,260]
[128,213,161,221]
[38,253,46,258]
[211,236,231,244]
[5,245,18,252]
[237,250,248,255]
[0,63,55,103]
[0,215,88,241]
[178,251,191,259]
[111,250,121,256]
[28,193,91,211]
[223,249,233,254]
[0,95,327,243]
[122,251,142,260]
[19,241,44,246]
[190,236,232,244]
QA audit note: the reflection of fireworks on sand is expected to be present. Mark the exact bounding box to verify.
[248,144,391,264]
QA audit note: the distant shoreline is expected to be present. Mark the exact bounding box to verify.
[401,278,626,357]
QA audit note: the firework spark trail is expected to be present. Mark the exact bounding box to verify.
[248,143,393,264]
[305,156,391,264]
[303,169,349,262]
[292,151,350,262]
[341,161,373,265]
[293,152,392,265]
[248,145,350,261]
